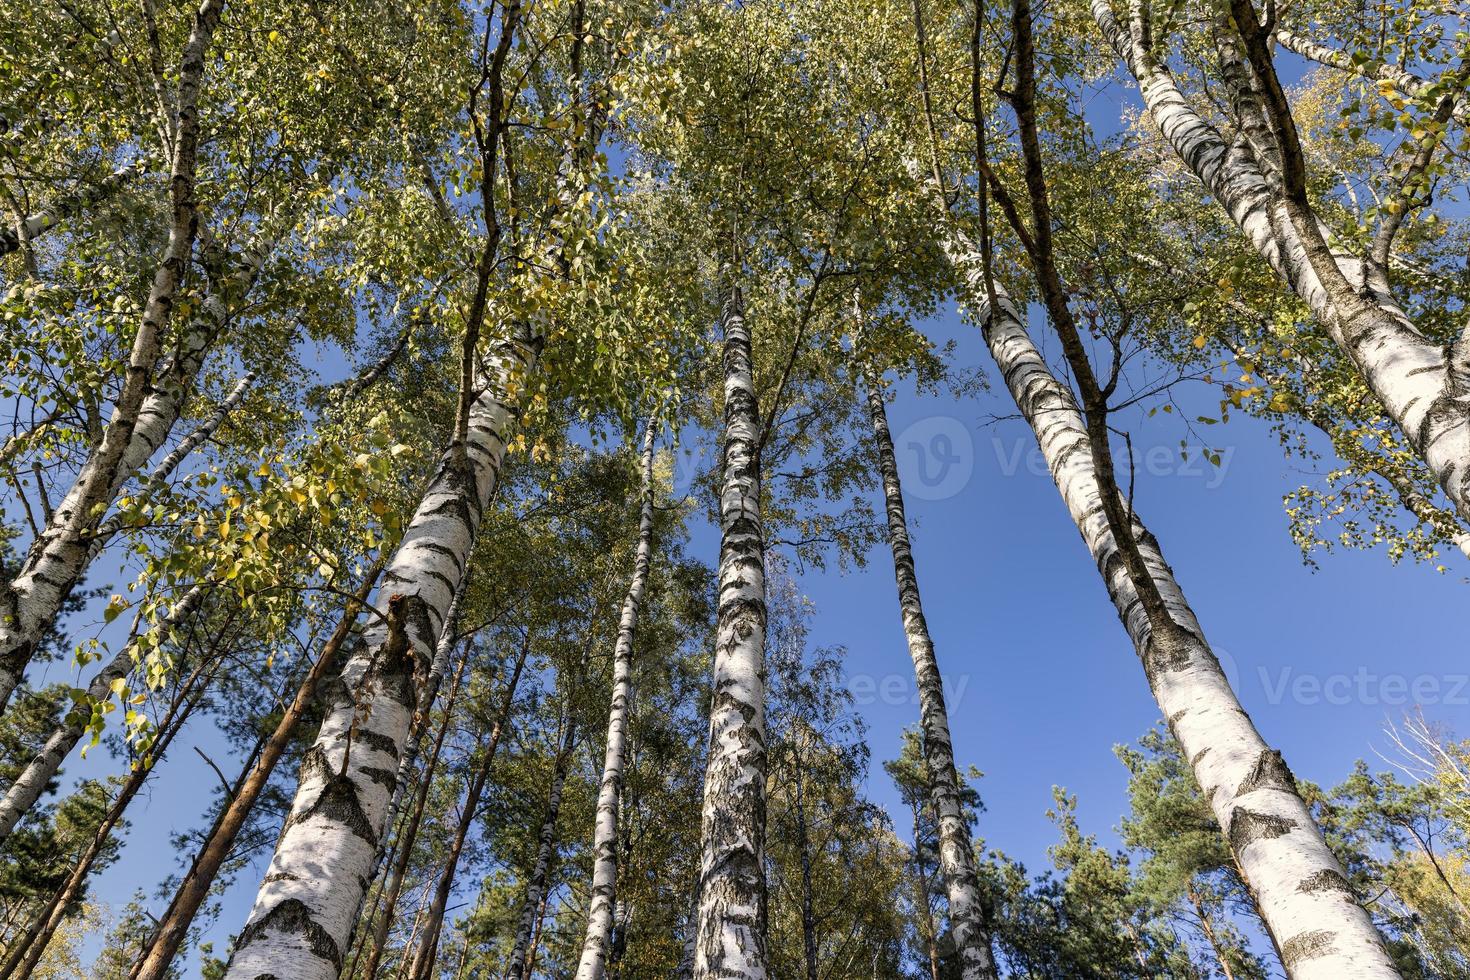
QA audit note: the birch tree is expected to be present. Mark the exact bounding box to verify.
[573,423,658,979]
[933,192,1400,977]
[1088,0,1470,528]
[0,0,227,711]
[861,362,998,979]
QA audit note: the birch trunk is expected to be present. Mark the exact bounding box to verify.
[940,221,1399,978]
[1091,0,1470,527]
[864,373,998,980]
[1269,28,1470,129]
[402,633,530,980]
[129,568,381,980]
[694,284,771,980]
[0,0,226,711]
[504,724,575,980]
[219,329,535,980]
[574,424,657,980]
[0,582,207,843]
[0,220,276,712]
[364,577,468,893]
[352,650,469,980]
[0,158,148,257]
[87,372,256,560]
[794,769,818,980]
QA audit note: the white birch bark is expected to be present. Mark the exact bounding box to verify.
[86,371,256,558]
[1091,0,1470,527]
[863,374,997,980]
[1270,28,1470,129]
[940,220,1400,978]
[0,158,149,256]
[695,284,770,980]
[365,575,466,887]
[574,423,658,980]
[505,726,574,980]
[0,220,276,712]
[220,334,537,980]
[0,582,207,842]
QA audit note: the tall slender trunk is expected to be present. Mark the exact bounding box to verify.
[0,630,218,980]
[394,881,434,980]
[0,583,207,842]
[0,375,250,839]
[504,723,575,980]
[524,890,551,978]
[219,324,535,979]
[938,218,1400,978]
[403,634,532,980]
[695,282,770,978]
[0,0,227,712]
[358,577,469,911]
[863,373,997,980]
[574,424,658,980]
[907,800,943,980]
[1189,890,1238,980]
[1091,0,1470,525]
[452,887,487,980]
[131,567,381,980]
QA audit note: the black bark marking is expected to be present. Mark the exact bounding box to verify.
[1236,748,1297,797]
[1141,635,1191,682]
[286,771,378,847]
[233,898,343,970]
[1280,929,1337,968]
[1228,807,1294,853]
[362,765,398,790]
[351,729,401,760]
[1298,868,1351,894]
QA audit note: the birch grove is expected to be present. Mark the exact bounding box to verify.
[2,0,1467,976]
